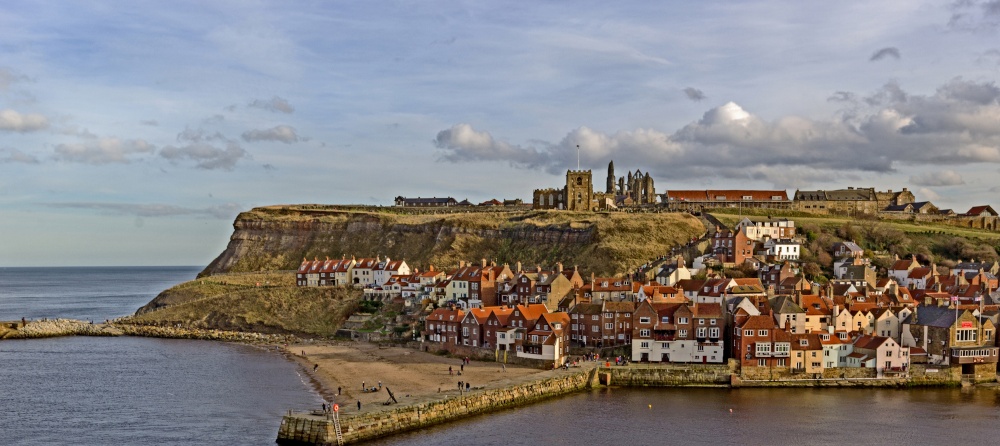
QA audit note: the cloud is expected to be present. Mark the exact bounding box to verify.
[435,124,552,169]
[159,142,248,170]
[241,125,299,143]
[827,91,856,102]
[948,0,1000,31]
[918,187,942,201]
[0,148,39,164]
[41,202,243,219]
[869,47,901,62]
[0,68,30,91]
[248,96,294,114]
[910,170,965,186]
[140,120,159,126]
[54,138,155,164]
[177,127,230,143]
[0,109,48,132]
[435,78,1000,189]
[683,87,706,102]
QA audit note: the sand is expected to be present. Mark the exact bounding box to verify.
[285,342,551,414]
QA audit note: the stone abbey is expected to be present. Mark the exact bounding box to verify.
[532,161,656,211]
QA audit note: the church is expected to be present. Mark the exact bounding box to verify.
[532,161,656,211]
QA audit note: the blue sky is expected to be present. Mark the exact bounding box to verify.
[2,1,1000,266]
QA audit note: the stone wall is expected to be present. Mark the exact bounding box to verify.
[333,368,595,444]
[604,364,732,386]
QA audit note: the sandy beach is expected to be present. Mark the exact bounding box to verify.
[286,342,552,414]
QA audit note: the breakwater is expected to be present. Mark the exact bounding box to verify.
[0,319,296,344]
[277,367,598,445]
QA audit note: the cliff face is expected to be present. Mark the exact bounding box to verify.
[200,207,706,277]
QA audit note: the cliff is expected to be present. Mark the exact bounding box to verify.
[200,206,707,277]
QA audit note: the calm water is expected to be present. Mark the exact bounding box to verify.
[4,267,1000,445]
[0,267,321,446]
[385,386,1000,445]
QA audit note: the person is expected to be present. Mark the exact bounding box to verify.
[313,364,318,372]
[502,364,506,372]
[378,381,382,389]
[357,400,361,411]
[322,403,327,412]
[465,382,470,391]
[338,386,342,395]
[362,381,365,391]
[448,366,453,375]
[460,363,464,372]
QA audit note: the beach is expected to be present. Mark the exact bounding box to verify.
[286,342,551,413]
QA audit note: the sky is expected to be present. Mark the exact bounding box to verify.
[2,1,1000,267]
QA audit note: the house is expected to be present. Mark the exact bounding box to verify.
[351,257,380,288]
[760,262,795,292]
[770,295,806,334]
[711,227,755,266]
[425,307,465,346]
[733,311,791,369]
[460,308,492,347]
[901,306,998,371]
[961,205,999,217]
[870,308,900,340]
[518,312,571,365]
[482,306,514,349]
[790,333,824,374]
[632,302,723,363]
[832,241,864,259]
[851,335,909,377]
[761,238,800,261]
[887,255,921,285]
[735,217,796,241]
[655,256,692,286]
[834,258,876,285]
[819,330,853,368]
[373,258,411,288]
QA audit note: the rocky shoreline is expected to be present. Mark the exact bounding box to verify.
[0,318,298,344]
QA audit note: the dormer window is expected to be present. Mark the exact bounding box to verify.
[799,339,808,346]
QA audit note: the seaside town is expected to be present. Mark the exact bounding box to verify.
[296,162,1000,383]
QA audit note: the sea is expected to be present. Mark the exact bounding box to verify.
[4,267,1000,446]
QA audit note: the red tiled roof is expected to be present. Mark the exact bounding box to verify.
[665,190,789,202]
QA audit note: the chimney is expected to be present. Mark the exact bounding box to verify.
[459,260,466,268]
[481,258,487,267]
[536,265,542,273]
[556,262,564,272]
[325,256,329,261]
[516,262,522,273]
[591,272,596,285]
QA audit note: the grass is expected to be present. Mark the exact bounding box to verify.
[129,274,360,337]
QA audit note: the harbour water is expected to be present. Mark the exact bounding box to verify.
[0,267,321,446]
[4,267,1000,445]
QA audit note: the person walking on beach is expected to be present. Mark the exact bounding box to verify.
[313,364,318,372]
[362,381,365,391]
[357,400,361,411]
[378,380,382,390]
[338,386,342,395]
[448,366,453,375]
[460,363,464,372]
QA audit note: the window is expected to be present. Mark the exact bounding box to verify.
[696,327,707,338]
[758,330,768,337]
[709,328,720,338]
[592,326,599,333]
[957,328,977,342]
[678,317,689,324]
[777,358,786,366]
[698,319,705,325]
[744,329,753,336]
[640,329,650,337]
[710,319,717,326]
[679,329,688,337]
[592,315,599,321]
[640,342,649,348]
[639,317,650,324]
[758,358,766,366]
[605,323,613,330]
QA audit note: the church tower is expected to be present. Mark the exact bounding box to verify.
[565,169,593,211]
[606,160,615,194]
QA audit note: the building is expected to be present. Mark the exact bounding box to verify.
[792,187,914,215]
[663,190,791,211]
[735,217,796,241]
[533,161,655,211]
[394,196,459,207]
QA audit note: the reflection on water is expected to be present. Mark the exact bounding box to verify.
[382,386,1000,446]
